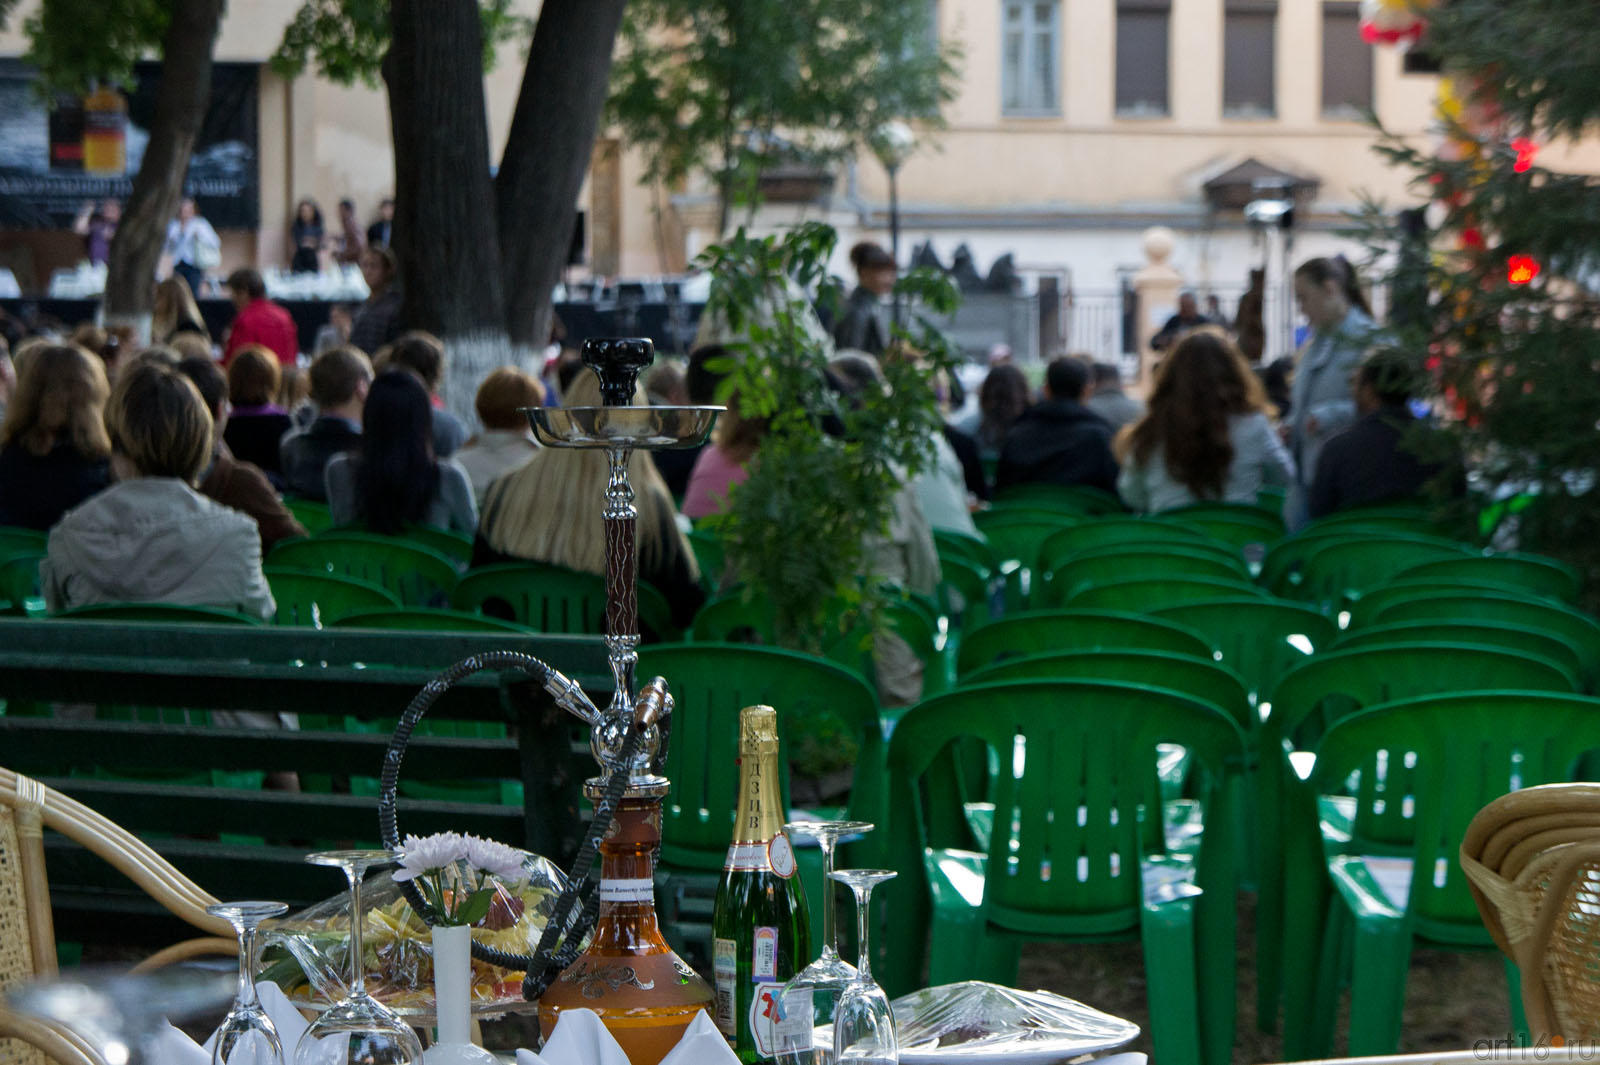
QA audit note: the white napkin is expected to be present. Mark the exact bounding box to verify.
[147,980,317,1062]
[516,1007,739,1065]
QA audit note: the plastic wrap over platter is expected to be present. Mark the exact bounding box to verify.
[867,981,1140,1063]
[260,850,568,1020]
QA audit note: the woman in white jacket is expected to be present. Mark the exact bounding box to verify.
[43,361,275,621]
[1116,328,1295,513]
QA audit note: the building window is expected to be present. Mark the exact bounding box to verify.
[1002,0,1060,116]
[1223,0,1276,118]
[1116,0,1171,116]
[1321,2,1373,117]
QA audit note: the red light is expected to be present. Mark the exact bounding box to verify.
[1460,227,1484,249]
[1511,137,1538,173]
[1507,255,1541,285]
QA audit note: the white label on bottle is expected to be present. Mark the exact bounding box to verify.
[752,926,778,980]
[749,983,783,1057]
[724,842,770,871]
[713,937,737,1037]
[777,987,815,1043]
[768,833,797,879]
[597,877,654,903]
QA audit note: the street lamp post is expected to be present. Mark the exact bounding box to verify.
[870,120,916,328]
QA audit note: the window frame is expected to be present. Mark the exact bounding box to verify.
[1115,0,1172,118]
[1222,0,1278,119]
[1000,0,1063,118]
[1319,0,1374,119]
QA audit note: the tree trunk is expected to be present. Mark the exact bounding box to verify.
[495,0,629,353]
[103,0,223,334]
[387,0,513,422]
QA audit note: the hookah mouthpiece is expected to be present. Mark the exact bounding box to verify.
[581,338,655,407]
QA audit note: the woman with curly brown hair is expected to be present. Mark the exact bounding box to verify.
[1116,327,1294,513]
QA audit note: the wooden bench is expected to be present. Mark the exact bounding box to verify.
[0,619,614,932]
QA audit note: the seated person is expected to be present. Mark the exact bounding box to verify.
[177,356,307,552]
[42,361,275,621]
[223,344,294,481]
[279,345,372,500]
[454,366,542,504]
[383,331,468,457]
[0,342,111,530]
[1308,348,1463,519]
[324,370,477,535]
[994,356,1119,495]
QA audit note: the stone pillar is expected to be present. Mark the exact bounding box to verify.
[1130,226,1185,396]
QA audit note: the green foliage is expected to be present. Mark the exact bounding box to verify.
[270,0,533,87]
[608,0,960,220]
[15,0,170,95]
[696,222,959,652]
[1351,0,1600,599]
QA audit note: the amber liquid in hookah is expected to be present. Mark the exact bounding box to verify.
[537,794,715,1064]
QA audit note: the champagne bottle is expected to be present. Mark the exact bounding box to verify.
[712,705,811,1062]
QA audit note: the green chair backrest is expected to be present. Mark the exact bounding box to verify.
[1038,543,1249,608]
[451,560,675,640]
[1334,620,1585,684]
[964,648,1251,729]
[1153,597,1337,702]
[391,523,473,568]
[687,528,727,593]
[0,551,45,617]
[55,602,262,624]
[1392,553,1581,605]
[1290,533,1472,608]
[1343,578,1552,629]
[957,609,1212,676]
[1038,518,1231,571]
[1369,590,1600,687]
[1066,575,1266,613]
[1301,502,1440,537]
[887,678,1241,926]
[971,511,1075,570]
[636,643,884,869]
[1257,528,1360,597]
[933,529,999,572]
[1159,502,1285,547]
[1311,691,1600,927]
[687,591,775,643]
[990,483,1126,514]
[935,555,995,629]
[281,497,334,535]
[0,527,49,559]
[688,589,939,682]
[267,532,460,606]
[264,566,400,627]
[333,608,533,633]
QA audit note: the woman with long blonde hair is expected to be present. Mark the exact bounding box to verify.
[1116,327,1294,512]
[151,275,209,346]
[475,369,703,629]
[0,343,112,529]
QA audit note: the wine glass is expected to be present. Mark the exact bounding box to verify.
[830,869,898,1065]
[207,900,290,1065]
[775,820,874,1065]
[293,850,423,1065]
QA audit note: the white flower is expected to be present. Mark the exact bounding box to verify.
[393,832,469,882]
[462,834,526,883]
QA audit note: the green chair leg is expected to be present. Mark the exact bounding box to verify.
[1142,895,1202,1065]
[1346,916,1413,1056]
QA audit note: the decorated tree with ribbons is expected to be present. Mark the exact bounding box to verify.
[1355,0,1600,598]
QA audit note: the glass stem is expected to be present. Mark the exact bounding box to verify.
[853,885,874,984]
[818,835,839,962]
[236,924,261,1009]
[347,865,367,997]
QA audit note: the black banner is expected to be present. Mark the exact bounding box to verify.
[0,59,260,230]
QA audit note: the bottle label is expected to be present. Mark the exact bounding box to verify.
[749,983,784,1058]
[597,877,654,903]
[778,987,816,1044]
[724,842,771,871]
[768,832,797,879]
[752,926,778,980]
[713,937,737,1037]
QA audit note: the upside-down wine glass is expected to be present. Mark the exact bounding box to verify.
[775,820,875,1065]
[292,850,423,1065]
[208,900,290,1065]
[830,869,899,1065]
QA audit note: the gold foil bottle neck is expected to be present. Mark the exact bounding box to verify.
[738,705,779,755]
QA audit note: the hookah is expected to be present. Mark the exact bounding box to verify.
[376,337,721,1058]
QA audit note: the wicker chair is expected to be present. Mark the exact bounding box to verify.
[1461,783,1600,1043]
[0,768,234,1064]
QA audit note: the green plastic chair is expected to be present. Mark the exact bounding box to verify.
[1257,528,1363,597]
[0,526,48,558]
[1392,553,1582,604]
[686,528,727,594]
[956,609,1213,677]
[1290,533,1473,610]
[1038,543,1249,608]
[1369,589,1600,690]
[1283,691,1600,1058]
[0,551,45,617]
[964,648,1250,728]
[281,497,334,535]
[267,532,460,607]
[1301,502,1440,537]
[1153,597,1337,710]
[451,560,675,639]
[989,482,1126,513]
[935,555,995,630]
[1038,517,1234,568]
[55,602,263,624]
[1065,574,1266,613]
[1256,485,1287,512]
[392,524,473,568]
[1334,619,1585,683]
[1160,501,1285,548]
[933,528,999,572]
[264,566,400,627]
[1343,577,1551,629]
[1258,642,1576,1038]
[883,679,1244,1065]
[332,607,533,633]
[971,510,1075,571]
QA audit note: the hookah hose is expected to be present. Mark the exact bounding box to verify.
[377,650,638,996]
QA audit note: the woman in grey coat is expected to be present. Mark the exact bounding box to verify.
[1284,256,1380,529]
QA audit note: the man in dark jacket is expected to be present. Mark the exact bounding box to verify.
[278,346,372,500]
[994,357,1119,494]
